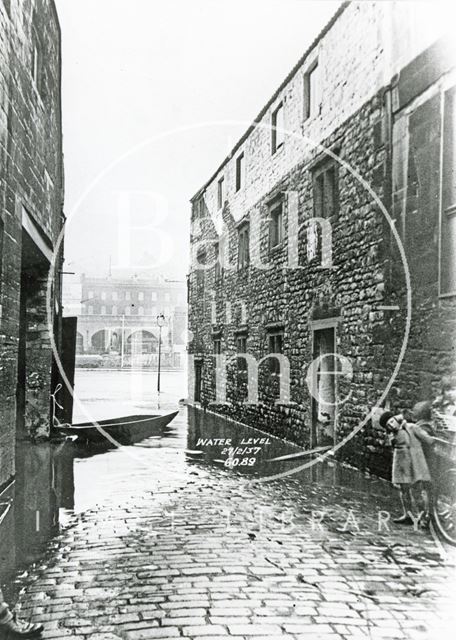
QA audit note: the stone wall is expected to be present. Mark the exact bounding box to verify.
[0,0,63,488]
[188,4,455,479]
[192,3,450,231]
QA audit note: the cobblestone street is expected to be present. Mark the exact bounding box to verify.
[5,400,455,640]
[1,2,456,639]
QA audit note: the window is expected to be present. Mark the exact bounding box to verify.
[272,103,284,154]
[238,223,250,269]
[236,333,247,371]
[101,305,106,315]
[308,160,338,263]
[213,338,222,354]
[151,292,157,301]
[101,291,106,300]
[236,153,245,192]
[138,306,144,316]
[269,200,284,249]
[441,86,456,294]
[112,306,118,315]
[268,330,284,373]
[305,61,321,120]
[88,306,94,315]
[125,306,131,316]
[313,162,337,219]
[112,291,118,301]
[214,242,222,280]
[151,306,157,317]
[88,291,94,299]
[138,291,144,301]
[125,291,131,301]
[218,176,225,209]
[196,249,207,286]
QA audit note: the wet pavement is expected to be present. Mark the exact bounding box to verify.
[1,370,456,640]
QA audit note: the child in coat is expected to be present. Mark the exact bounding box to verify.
[379,410,436,524]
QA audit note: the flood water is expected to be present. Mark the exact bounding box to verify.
[0,368,400,603]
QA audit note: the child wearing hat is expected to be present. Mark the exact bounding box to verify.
[379,410,436,524]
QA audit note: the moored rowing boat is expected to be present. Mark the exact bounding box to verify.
[57,411,179,445]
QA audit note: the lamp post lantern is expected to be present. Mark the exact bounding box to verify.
[157,313,165,396]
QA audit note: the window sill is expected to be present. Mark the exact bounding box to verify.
[269,242,284,255]
[302,111,322,128]
[272,143,284,157]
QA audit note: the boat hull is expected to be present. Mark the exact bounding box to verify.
[59,411,179,445]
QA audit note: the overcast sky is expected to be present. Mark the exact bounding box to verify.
[55,0,342,284]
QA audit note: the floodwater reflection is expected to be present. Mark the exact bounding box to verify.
[0,442,75,602]
[187,407,396,497]
[1,407,399,603]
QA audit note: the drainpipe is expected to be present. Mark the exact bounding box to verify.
[383,81,395,291]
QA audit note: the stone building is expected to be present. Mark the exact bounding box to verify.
[63,274,186,368]
[0,0,64,489]
[187,2,455,476]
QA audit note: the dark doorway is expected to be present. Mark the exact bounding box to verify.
[194,360,203,403]
[311,326,336,447]
[54,316,77,425]
[17,229,52,440]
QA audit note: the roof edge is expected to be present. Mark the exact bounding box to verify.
[190,0,350,204]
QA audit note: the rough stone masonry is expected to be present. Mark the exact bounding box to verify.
[187,2,456,477]
[0,0,64,489]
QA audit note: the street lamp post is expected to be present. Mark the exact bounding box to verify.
[120,314,126,368]
[157,314,165,397]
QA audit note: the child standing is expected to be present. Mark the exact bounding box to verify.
[411,401,436,527]
[379,410,436,524]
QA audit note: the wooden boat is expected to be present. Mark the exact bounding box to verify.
[57,411,179,445]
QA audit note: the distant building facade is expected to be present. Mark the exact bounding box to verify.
[64,274,186,368]
[0,0,64,487]
[188,2,455,476]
